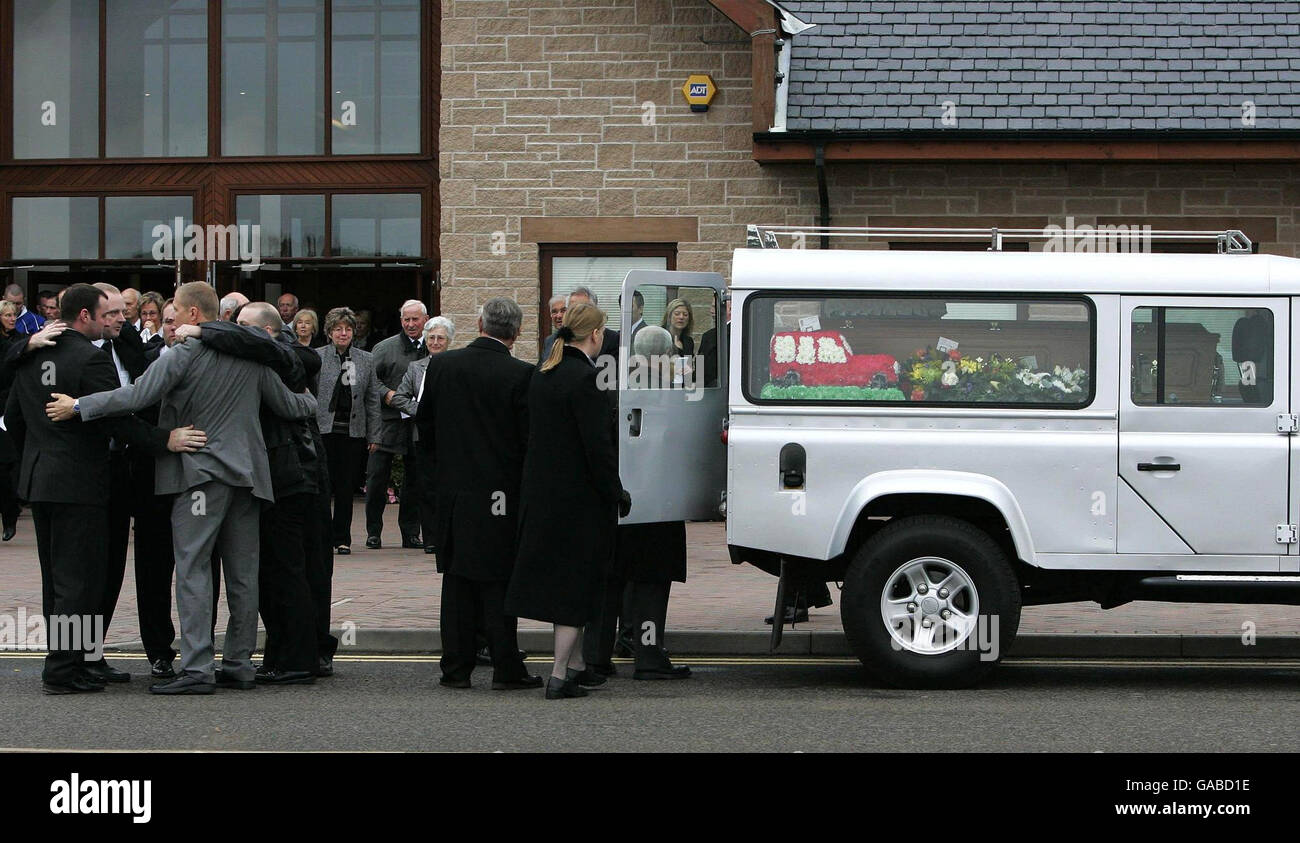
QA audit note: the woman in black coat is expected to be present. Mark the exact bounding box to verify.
[506,302,627,700]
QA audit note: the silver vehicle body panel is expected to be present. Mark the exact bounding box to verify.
[722,248,1300,573]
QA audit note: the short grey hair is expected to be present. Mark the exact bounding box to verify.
[242,302,283,336]
[422,315,455,344]
[632,325,673,357]
[548,293,566,307]
[400,299,428,318]
[566,286,597,307]
[479,297,523,341]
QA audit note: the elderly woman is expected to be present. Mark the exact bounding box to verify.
[315,307,383,554]
[390,315,455,553]
[294,308,324,348]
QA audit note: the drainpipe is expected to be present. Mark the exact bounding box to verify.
[816,142,830,249]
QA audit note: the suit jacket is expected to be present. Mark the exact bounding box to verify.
[77,338,317,503]
[370,332,427,452]
[391,355,430,444]
[315,343,382,441]
[415,336,532,581]
[4,331,169,504]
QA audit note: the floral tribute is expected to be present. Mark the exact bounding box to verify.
[904,347,1089,403]
[770,331,899,389]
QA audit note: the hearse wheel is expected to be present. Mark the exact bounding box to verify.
[841,515,1020,689]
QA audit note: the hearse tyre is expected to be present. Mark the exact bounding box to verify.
[840,515,1021,689]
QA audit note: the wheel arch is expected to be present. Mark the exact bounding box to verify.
[829,470,1036,566]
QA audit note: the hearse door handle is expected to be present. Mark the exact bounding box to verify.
[628,408,642,437]
[1137,462,1180,472]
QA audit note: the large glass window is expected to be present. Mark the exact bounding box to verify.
[330,193,419,256]
[106,0,209,157]
[223,0,325,155]
[11,197,99,260]
[105,196,195,259]
[331,0,420,154]
[1131,307,1273,406]
[746,294,1094,406]
[235,194,326,257]
[12,0,99,159]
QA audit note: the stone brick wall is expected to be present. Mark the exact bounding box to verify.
[441,0,1300,358]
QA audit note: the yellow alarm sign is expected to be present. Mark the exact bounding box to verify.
[681,74,717,112]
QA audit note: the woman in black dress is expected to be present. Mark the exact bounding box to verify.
[507,302,627,699]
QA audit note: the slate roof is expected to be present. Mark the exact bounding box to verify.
[777,1,1300,132]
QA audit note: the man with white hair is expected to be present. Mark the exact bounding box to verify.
[365,299,430,548]
[219,291,250,322]
[276,293,300,329]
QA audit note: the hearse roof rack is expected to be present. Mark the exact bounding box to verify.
[745,225,1253,254]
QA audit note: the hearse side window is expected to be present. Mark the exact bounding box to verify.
[746,295,1094,407]
[1131,307,1273,406]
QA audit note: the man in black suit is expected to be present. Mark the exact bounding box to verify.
[6,284,199,694]
[88,283,159,682]
[416,297,541,691]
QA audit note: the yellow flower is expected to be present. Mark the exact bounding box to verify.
[959,358,978,374]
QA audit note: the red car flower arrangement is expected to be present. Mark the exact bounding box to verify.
[769,330,899,388]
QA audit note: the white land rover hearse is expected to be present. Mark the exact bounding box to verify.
[615,225,1300,689]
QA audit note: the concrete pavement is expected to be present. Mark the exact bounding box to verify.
[1,501,1298,658]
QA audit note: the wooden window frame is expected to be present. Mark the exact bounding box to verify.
[537,242,677,353]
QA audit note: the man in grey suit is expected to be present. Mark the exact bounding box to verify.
[47,282,317,696]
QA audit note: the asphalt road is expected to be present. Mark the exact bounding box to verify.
[4,654,1300,752]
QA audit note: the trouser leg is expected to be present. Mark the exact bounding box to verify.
[259,494,317,672]
[364,449,394,538]
[629,580,674,671]
[99,452,131,640]
[439,573,478,682]
[582,574,622,667]
[479,580,525,682]
[412,445,437,547]
[395,450,419,538]
[135,492,177,664]
[324,433,356,546]
[305,484,337,658]
[36,503,107,684]
[172,482,229,682]
[217,487,260,682]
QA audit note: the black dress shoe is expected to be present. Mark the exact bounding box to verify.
[76,669,108,687]
[43,676,106,695]
[492,674,544,690]
[335,545,351,555]
[314,657,334,677]
[545,676,588,699]
[256,669,316,685]
[214,669,256,690]
[633,664,692,680]
[365,535,381,549]
[424,545,436,554]
[764,607,809,625]
[591,662,617,677]
[568,668,607,687]
[84,660,131,683]
[439,676,471,689]
[613,634,635,659]
[149,675,215,695]
[2,524,14,542]
[401,535,422,549]
[475,647,492,666]
[150,659,175,679]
